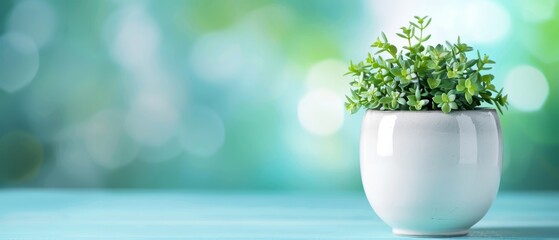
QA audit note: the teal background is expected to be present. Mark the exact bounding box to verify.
[0,0,557,190]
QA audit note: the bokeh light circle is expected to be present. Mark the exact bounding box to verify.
[505,65,549,112]
[125,92,180,147]
[517,0,556,23]
[49,126,104,187]
[139,137,183,163]
[106,4,160,70]
[7,0,57,47]
[306,59,349,96]
[84,110,139,169]
[370,0,510,44]
[461,0,510,44]
[297,89,345,136]
[0,33,39,92]
[180,106,225,157]
[189,30,243,84]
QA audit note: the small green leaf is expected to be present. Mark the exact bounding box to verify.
[466,59,477,68]
[375,49,386,55]
[448,93,456,102]
[481,74,493,83]
[390,66,402,76]
[447,71,457,78]
[470,73,478,82]
[422,34,431,42]
[379,97,392,104]
[465,79,472,88]
[442,103,451,113]
[467,86,476,95]
[465,92,473,104]
[433,95,443,104]
[381,32,388,42]
[424,17,432,28]
[449,102,458,109]
[407,95,417,104]
[427,77,441,89]
[456,79,466,92]
[388,45,397,55]
[400,76,411,85]
[442,93,449,102]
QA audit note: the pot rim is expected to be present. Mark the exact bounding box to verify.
[364,108,497,114]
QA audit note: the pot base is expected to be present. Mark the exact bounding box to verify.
[393,229,468,237]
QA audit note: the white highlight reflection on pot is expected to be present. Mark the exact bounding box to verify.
[0,33,39,92]
[376,115,396,157]
[180,106,225,157]
[7,0,57,47]
[504,65,549,112]
[297,89,344,136]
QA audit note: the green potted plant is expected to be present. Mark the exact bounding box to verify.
[346,16,508,236]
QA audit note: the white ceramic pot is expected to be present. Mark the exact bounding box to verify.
[360,109,502,237]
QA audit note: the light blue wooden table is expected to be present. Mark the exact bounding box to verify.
[0,190,557,239]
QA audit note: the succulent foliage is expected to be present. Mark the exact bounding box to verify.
[345,16,508,114]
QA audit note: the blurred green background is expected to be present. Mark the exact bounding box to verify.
[0,0,557,190]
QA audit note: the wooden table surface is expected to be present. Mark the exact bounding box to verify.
[0,190,557,239]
